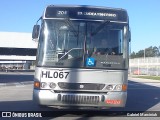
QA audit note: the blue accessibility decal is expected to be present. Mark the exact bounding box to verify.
[86,57,95,66]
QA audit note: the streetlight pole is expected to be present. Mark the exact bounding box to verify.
[144,48,145,60]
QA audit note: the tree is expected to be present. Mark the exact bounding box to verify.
[130,51,136,58]
[145,46,153,57]
[153,46,159,57]
[136,50,144,58]
[130,45,160,58]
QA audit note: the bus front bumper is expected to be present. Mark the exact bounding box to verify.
[33,89,127,108]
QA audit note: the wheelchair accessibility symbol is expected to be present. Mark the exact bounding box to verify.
[86,57,95,66]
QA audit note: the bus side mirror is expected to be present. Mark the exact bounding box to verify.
[32,25,40,39]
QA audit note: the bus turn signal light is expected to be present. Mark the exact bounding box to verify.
[34,81,40,89]
[122,84,127,91]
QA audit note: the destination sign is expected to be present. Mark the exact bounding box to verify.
[77,11,117,18]
[45,6,128,22]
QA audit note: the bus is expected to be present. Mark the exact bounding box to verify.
[32,5,131,109]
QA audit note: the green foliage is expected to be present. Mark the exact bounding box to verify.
[130,46,160,58]
[134,75,160,80]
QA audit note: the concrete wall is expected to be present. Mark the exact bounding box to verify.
[0,32,37,48]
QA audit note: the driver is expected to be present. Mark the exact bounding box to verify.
[94,39,115,55]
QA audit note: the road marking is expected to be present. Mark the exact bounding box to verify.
[128,83,141,86]
[14,83,24,87]
[0,83,6,88]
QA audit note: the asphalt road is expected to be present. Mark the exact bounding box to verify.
[0,72,160,120]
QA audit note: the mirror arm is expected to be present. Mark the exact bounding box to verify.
[36,16,42,24]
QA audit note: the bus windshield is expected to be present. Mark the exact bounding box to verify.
[37,19,127,69]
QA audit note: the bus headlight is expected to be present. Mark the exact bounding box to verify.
[105,84,127,91]
[49,82,56,88]
[114,84,127,91]
[41,82,47,88]
[40,82,56,89]
[114,85,122,91]
[105,85,114,91]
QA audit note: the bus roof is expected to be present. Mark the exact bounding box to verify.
[46,5,127,11]
[42,5,128,22]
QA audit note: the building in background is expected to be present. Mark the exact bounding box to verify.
[0,32,37,71]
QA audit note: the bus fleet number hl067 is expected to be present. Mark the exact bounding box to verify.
[41,71,69,79]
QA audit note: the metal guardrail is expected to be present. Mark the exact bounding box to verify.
[129,57,160,76]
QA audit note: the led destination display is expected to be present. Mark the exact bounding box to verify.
[45,6,128,22]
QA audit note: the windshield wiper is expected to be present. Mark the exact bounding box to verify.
[58,48,83,61]
[91,20,110,36]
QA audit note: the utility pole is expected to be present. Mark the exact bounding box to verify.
[144,48,145,60]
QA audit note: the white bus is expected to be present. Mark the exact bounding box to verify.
[32,5,131,109]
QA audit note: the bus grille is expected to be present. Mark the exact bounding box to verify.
[58,82,105,90]
[62,95,100,104]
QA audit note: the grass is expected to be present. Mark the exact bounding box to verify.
[133,75,160,80]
